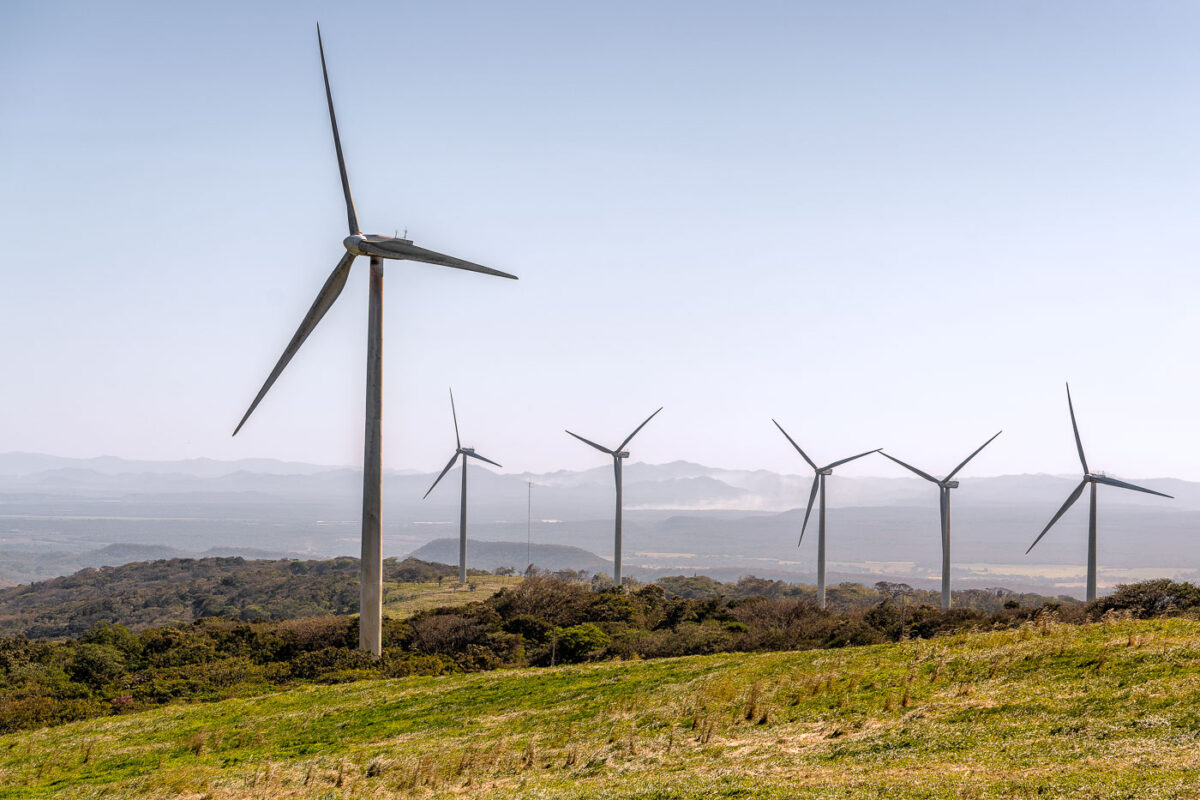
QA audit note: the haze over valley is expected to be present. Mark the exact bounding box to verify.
[2,451,1194,596]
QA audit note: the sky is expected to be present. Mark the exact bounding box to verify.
[1,1,1198,481]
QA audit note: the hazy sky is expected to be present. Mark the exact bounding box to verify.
[2,1,1198,481]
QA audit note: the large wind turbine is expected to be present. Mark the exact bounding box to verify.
[881,430,1002,610]
[1026,384,1172,602]
[422,390,502,584]
[772,420,878,610]
[232,27,517,655]
[566,408,662,588]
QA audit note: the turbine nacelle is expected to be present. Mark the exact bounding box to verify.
[616,451,630,459]
[941,480,960,489]
[344,234,411,256]
[341,233,517,278]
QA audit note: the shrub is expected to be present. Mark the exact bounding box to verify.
[66,644,127,691]
[289,648,378,680]
[553,624,610,663]
[1092,580,1200,618]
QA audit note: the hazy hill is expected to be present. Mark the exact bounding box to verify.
[0,556,458,639]
[0,543,294,587]
[408,539,610,575]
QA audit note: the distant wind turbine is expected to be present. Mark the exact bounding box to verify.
[231,26,517,655]
[772,420,879,610]
[422,390,503,584]
[881,430,1002,610]
[566,408,662,588]
[1026,383,1172,602]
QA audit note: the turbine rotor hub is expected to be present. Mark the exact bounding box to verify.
[344,233,414,257]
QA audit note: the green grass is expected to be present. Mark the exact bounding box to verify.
[382,574,521,618]
[4,615,1200,798]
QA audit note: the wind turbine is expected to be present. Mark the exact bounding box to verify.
[1026,383,1172,602]
[880,430,1002,610]
[566,408,662,588]
[422,390,502,584]
[231,26,517,655]
[771,420,878,610]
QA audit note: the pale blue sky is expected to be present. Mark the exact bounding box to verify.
[1,1,1197,480]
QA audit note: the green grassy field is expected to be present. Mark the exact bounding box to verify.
[4,615,1200,799]
[382,574,522,618]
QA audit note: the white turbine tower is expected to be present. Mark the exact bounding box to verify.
[772,419,879,610]
[232,26,517,655]
[880,430,1002,610]
[566,408,662,588]
[422,390,503,584]
[1026,383,1172,602]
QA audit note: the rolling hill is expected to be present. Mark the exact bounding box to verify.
[0,556,478,638]
[3,615,1198,798]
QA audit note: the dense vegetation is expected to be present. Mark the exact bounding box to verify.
[0,554,1068,641]
[653,573,1067,611]
[3,570,1196,737]
[6,614,1200,798]
[0,556,478,638]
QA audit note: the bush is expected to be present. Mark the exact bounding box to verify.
[66,644,127,691]
[1092,580,1200,618]
[289,648,378,680]
[379,651,457,678]
[553,624,610,663]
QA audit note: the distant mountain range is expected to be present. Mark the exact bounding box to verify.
[1,452,1197,596]
[3,450,1197,511]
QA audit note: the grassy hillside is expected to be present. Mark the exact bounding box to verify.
[382,573,521,617]
[4,615,1199,798]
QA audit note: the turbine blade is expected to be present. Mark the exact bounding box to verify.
[879,452,940,484]
[798,474,819,546]
[423,452,461,499]
[823,448,882,472]
[1026,479,1087,554]
[771,419,818,471]
[1091,475,1173,499]
[317,24,358,236]
[1066,383,1088,475]
[619,407,663,451]
[945,430,1003,481]
[449,388,461,449]
[232,252,355,436]
[566,430,614,455]
[465,451,502,468]
[356,239,517,280]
